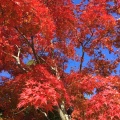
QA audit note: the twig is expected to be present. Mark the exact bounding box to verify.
[38,109,50,120]
[14,107,27,115]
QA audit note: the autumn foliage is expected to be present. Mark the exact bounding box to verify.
[0,0,120,120]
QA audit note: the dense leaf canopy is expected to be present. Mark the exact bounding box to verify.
[0,0,120,120]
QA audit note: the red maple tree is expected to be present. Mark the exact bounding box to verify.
[0,0,120,120]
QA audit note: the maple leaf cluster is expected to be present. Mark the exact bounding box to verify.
[17,65,67,111]
[0,0,120,120]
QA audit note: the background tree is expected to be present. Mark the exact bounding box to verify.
[0,0,120,120]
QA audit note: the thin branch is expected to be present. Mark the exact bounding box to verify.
[1,46,27,72]
[15,27,40,64]
[14,27,31,47]
[30,36,40,64]
[16,45,20,58]
[14,107,27,115]
[77,30,94,73]
[83,30,94,47]
[37,109,50,120]
[76,40,85,73]
[79,47,85,73]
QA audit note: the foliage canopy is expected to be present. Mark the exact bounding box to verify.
[0,0,120,120]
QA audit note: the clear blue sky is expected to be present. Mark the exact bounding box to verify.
[73,0,82,4]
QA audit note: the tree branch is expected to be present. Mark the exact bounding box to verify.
[50,43,69,120]
[38,109,50,120]
[14,107,27,115]
[1,46,27,72]
[83,30,94,47]
[15,27,39,64]
[30,36,40,64]
[77,30,94,73]
[79,46,85,73]
[57,105,69,120]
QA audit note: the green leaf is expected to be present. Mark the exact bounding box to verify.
[26,60,36,66]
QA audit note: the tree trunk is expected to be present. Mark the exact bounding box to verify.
[57,107,69,120]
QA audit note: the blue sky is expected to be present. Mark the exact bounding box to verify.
[73,0,82,4]
[65,0,120,74]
